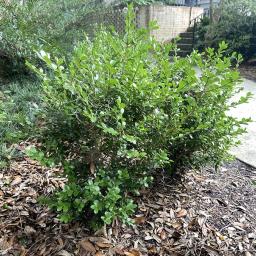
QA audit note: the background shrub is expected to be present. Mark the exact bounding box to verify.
[0,0,103,78]
[195,0,256,61]
[26,6,250,226]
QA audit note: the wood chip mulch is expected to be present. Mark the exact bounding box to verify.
[0,157,256,256]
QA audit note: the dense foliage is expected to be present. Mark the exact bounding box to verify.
[194,16,210,52]
[0,0,103,77]
[24,6,251,226]
[195,0,256,60]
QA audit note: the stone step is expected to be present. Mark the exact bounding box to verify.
[170,50,191,58]
[169,28,195,58]
[186,26,195,33]
[177,43,193,51]
[178,37,193,44]
[179,32,193,38]
[178,50,191,57]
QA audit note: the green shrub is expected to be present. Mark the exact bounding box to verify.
[0,80,41,168]
[196,0,256,60]
[26,6,250,226]
[194,16,210,51]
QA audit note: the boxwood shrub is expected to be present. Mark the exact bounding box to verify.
[26,6,250,226]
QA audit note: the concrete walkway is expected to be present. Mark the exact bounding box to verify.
[229,78,256,167]
[195,66,256,167]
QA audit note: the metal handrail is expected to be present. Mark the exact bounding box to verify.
[189,9,210,48]
[189,9,209,27]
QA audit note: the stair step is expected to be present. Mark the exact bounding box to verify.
[186,26,194,33]
[170,50,191,58]
[178,50,191,57]
[177,43,193,51]
[179,32,193,38]
[178,37,193,44]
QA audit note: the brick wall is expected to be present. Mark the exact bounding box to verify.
[137,5,204,42]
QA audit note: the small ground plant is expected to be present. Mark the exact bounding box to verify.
[26,6,250,226]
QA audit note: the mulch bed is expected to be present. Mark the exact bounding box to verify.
[0,157,256,256]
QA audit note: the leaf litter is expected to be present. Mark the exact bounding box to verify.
[0,157,256,255]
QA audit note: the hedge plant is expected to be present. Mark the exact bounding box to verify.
[26,6,250,226]
[196,0,256,61]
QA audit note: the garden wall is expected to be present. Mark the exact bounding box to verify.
[137,5,204,42]
[84,5,204,42]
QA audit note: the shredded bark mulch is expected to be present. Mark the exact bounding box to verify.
[0,157,256,256]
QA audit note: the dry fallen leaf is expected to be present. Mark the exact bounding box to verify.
[18,246,27,256]
[160,229,167,240]
[94,225,108,237]
[11,176,22,186]
[24,226,36,235]
[170,221,182,229]
[152,234,162,244]
[176,209,187,218]
[57,250,72,256]
[95,252,105,256]
[134,216,145,225]
[201,225,207,237]
[90,236,111,243]
[89,237,110,243]
[0,238,12,250]
[248,233,256,239]
[122,233,132,239]
[95,241,112,249]
[20,211,29,216]
[147,245,157,254]
[144,235,153,241]
[198,216,206,227]
[124,249,141,256]
[80,240,96,253]
[237,206,246,212]
[193,174,206,182]
[113,246,125,255]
